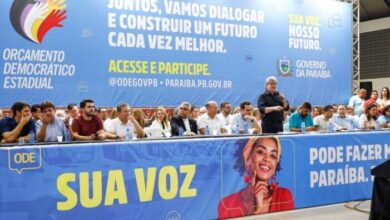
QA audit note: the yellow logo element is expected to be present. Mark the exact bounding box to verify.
[8,147,42,174]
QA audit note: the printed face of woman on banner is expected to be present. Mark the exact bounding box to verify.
[218,137,294,219]
[246,138,279,183]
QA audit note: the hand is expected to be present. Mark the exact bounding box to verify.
[97,132,106,140]
[128,115,137,123]
[273,106,283,111]
[244,115,256,122]
[282,100,289,109]
[24,2,49,42]
[47,0,66,13]
[40,114,50,125]
[253,181,269,208]
[37,9,66,43]
[251,170,269,210]
[185,131,196,136]
[89,134,96,140]
[20,114,32,126]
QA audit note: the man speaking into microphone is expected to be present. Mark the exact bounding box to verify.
[257,76,289,133]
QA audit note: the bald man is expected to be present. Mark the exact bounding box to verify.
[197,101,226,135]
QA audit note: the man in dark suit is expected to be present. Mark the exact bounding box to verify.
[171,102,198,136]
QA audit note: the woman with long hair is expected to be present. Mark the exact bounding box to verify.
[132,109,147,128]
[150,107,171,131]
[377,87,390,111]
[359,103,378,129]
[218,137,294,219]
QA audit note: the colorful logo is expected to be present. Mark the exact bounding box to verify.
[10,0,67,44]
[278,58,292,77]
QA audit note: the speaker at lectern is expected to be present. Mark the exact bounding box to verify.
[369,160,390,220]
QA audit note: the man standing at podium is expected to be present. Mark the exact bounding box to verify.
[257,76,289,133]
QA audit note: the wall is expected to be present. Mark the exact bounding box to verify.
[360,17,390,92]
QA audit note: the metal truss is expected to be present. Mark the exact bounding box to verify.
[337,0,360,95]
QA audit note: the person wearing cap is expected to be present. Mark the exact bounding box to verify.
[257,76,289,133]
[218,136,294,218]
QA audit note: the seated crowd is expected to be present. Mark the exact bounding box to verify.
[0,86,390,144]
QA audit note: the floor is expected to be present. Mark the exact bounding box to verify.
[235,201,371,220]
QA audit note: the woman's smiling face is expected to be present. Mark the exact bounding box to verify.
[249,138,278,182]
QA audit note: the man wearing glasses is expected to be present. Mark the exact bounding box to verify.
[170,102,198,136]
[257,76,289,133]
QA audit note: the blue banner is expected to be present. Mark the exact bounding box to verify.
[0,0,352,107]
[0,131,388,220]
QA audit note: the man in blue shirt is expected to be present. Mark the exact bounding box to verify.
[333,104,359,130]
[289,102,318,132]
[348,89,366,116]
[36,101,67,142]
[231,101,261,134]
[0,101,36,143]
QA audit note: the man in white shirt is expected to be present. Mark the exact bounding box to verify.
[106,103,144,139]
[313,105,334,131]
[333,104,359,130]
[197,101,225,135]
[36,101,67,142]
[97,107,112,131]
[230,101,261,134]
[217,102,232,130]
[64,103,79,129]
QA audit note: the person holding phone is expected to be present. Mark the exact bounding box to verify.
[218,137,294,218]
[0,101,36,143]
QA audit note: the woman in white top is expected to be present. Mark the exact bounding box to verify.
[151,107,171,131]
[377,87,390,112]
[359,103,378,129]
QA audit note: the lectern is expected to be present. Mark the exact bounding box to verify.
[369,160,390,220]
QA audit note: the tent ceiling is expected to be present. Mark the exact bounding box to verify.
[361,0,390,21]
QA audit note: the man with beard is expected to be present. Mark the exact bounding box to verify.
[230,101,261,134]
[0,101,35,143]
[36,101,67,142]
[289,102,318,132]
[72,99,106,140]
[217,102,232,129]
